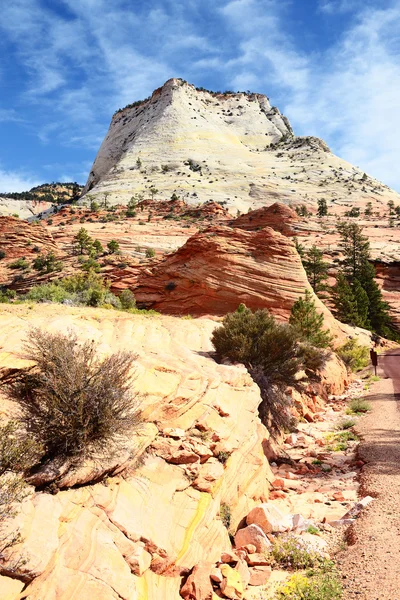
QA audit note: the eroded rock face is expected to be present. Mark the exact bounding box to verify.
[82,78,400,214]
[0,304,271,599]
[134,224,335,323]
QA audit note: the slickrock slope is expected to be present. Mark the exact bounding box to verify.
[134,224,335,323]
[82,78,400,214]
[231,202,299,235]
[0,216,59,260]
[0,197,53,220]
[0,304,272,599]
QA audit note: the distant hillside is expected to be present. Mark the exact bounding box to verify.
[0,182,84,219]
[1,182,83,204]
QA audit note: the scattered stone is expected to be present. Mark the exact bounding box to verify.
[180,562,214,600]
[234,525,272,554]
[248,565,272,586]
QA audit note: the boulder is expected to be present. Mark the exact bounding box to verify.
[235,559,250,590]
[234,525,272,554]
[180,562,214,600]
[248,565,272,586]
[246,503,293,534]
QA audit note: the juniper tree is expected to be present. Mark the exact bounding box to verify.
[317,198,328,217]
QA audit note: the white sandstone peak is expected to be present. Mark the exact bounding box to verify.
[82,79,400,214]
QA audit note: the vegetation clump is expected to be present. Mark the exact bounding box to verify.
[2,329,143,460]
[346,398,372,415]
[212,305,327,436]
[336,339,369,372]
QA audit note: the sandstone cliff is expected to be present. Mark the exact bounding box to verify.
[82,78,400,214]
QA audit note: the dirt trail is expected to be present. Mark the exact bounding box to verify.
[337,353,400,599]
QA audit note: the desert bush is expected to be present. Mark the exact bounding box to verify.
[145,248,155,258]
[212,307,325,436]
[336,339,369,372]
[0,421,42,557]
[276,568,342,599]
[0,250,6,260]
[119,289,136,309]
[3,329,143,459]
[8,258,29,270]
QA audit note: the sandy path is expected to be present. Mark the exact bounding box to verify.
[337,353,400,599]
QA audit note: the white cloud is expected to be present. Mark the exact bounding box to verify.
[0,168,41,193]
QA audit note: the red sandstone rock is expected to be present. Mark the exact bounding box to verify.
[231,202,299,236]
[134,225,336,323]
[180,562,214,600]
[234,525,272,554]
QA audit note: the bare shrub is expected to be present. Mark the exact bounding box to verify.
[3,329,143,460]
[0,421,42,558]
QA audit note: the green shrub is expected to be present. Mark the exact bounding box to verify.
[212,306,325,436]
[0,250,6,260]
[25,283,74,304]
[336,339,369,372]
[346,398,372,414]
[8,258,29,270]
[119,289,136,310]
[3,329,143,460]
[80,258,101,273]
[145,247,155,258]
[33,251,63,273]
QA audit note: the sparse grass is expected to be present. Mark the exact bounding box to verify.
[336,417,356,430]
[346,398,372,415]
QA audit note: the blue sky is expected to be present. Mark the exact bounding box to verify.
[1,0,400,192]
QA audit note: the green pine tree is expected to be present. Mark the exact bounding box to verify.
[289,290,332,348]
[336,221,370,281]
[302,245,329,294]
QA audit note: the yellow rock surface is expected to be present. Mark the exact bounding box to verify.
[0,304,271,599]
